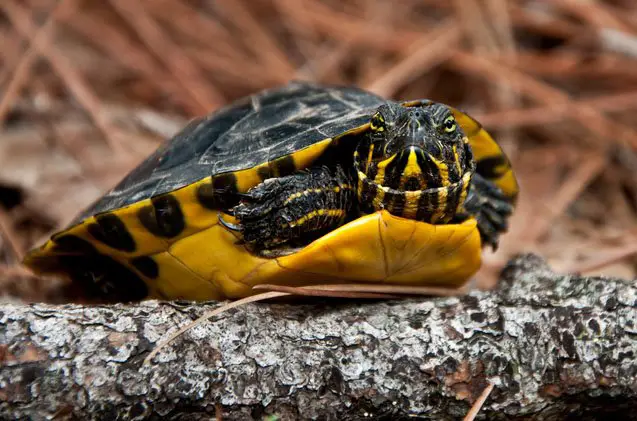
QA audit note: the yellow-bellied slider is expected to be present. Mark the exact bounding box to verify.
[23,82,518,302]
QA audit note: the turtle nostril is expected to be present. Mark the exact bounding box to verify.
[409,110,421,119]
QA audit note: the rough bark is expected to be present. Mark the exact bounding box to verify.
[0,254,636,420]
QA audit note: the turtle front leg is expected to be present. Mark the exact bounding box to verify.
[459,173,514,250]
[228,165,356,253]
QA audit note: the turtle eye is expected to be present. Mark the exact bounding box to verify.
[370,112,385,133]
[442,116,456,133]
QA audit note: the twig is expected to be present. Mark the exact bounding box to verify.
[463,381,494,421]
[0,209,24,261]
[284,0,423,53]
[450,50,637,149]
[567,241,637,274]
[0,29,27,87]
[109,0,225,112]
[476,91,637,129]
[148,0,241,62]
[144,291,289,365]
[600,28,637,59]
[453,0,499,54]
[523,153,607,243]
[2,0,126,156]
[366,21,461,97]
[552,0,635,34]
[214,0,296,79]
[0,0,75,129]
[63,10,202,116]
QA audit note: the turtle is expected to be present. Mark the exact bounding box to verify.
[23,82,518,303]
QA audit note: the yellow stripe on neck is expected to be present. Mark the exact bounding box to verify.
[428,155,450,187]
[373,153,396,185]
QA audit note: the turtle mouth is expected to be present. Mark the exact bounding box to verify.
[357,170,473,223]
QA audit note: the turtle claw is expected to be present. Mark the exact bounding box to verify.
[218,212,242,232]
[256,246,303,258]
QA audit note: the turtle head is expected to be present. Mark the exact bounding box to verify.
[354,102,475,222]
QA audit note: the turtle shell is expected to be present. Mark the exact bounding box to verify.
[79,82,386,220]
[23,82,517,302]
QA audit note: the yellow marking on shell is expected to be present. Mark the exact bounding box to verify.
[431,187,449,223]
[374,153,396,185]
[283,186,351,206]
[398,148,425,190]
[27,176,224,263]
[232,138,335,192]
[285,209,346,228]
[173,211,480,299]
[24,137,340,271]
[451,107,519,200]
[494,169,518,201]
[334,123,371,141]
[401,100,424,107]
[142,250,224,301]
[234,167,264,193]
[29,209,482,301]
[275,211,481,289]
[153,210,490,300]
[22,119,485,301]
[428,155,450,187]
[285,138,333,166]
[164,218,260,298]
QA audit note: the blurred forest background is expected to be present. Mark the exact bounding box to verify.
[1,0,636,302]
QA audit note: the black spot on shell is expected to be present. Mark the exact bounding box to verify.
[213,173,238,193]
[476,155,507,179]
[130,256,159,279]
[274,155,296,177]
[52,235,98,254]
[257,166,272,181]
[87,213,136,252]
[60,253,148,302]
[196,182,222,210]
[197,175,241,210]
[138,195,185,238]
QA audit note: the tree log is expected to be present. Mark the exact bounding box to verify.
[1,254,636,420]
